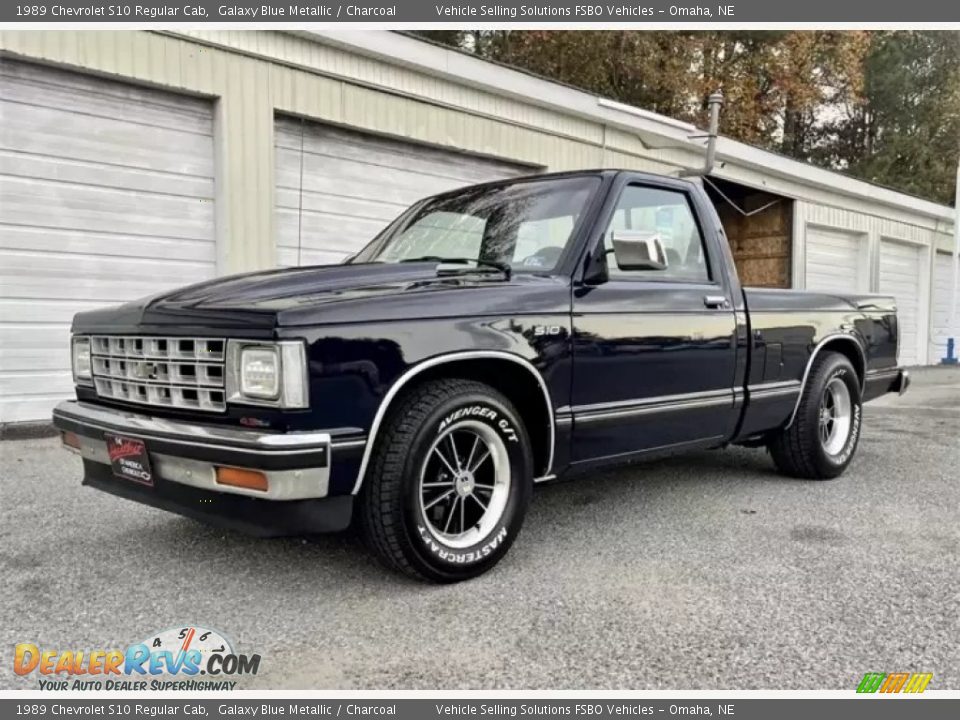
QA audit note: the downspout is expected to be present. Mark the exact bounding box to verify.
[680,91,724,177]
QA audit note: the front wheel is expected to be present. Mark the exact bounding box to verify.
[358,378,533,582]
[768,351,863,480]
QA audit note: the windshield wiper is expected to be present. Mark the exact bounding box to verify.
[399,256,512,279]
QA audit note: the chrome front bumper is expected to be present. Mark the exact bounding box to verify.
[52,401,333,501]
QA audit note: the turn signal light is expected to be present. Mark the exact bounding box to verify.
[61,431,81,450]
[215,467,268,492]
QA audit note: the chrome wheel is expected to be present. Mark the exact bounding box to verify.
[819,377,852,456]
[418,420,511,550]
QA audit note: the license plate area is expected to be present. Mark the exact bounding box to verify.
[105,433,154,486]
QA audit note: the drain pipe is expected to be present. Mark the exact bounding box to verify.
[680,91,724,177]
[945,157,960,364]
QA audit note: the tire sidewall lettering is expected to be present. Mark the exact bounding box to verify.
[416,525,508,564]
[410,396,526,568]
[437,403,519,443]
[821,366,862,466]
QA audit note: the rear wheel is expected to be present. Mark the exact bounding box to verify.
[768,352,863,480]
[359,378,533,582]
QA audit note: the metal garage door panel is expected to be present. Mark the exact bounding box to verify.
[930,252,959,361]
[275,117,532,267]
[879,240,923,366]
[3,65,212,178]
[0,61,216,423]
[3,150,212,199]
[805,226,867,293]
[2,176,213,239]
[4,104,213,179]
[1,60,212,130]
[0,225,215,264]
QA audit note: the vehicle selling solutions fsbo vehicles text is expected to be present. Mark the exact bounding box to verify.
[433,5,731,17]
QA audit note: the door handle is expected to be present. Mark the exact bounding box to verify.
[703,295,729,309]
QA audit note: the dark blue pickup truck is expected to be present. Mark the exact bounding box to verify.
[53,170,909,582]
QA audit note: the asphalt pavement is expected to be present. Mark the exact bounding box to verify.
[2,367,958,690]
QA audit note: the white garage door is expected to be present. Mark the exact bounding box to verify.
[930,251,960,362]
[805,226,868,293]
[879,239,924,366]
[274,117,533,267]
[0,61,216,423]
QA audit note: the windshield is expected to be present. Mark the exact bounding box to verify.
[352,176,600,273]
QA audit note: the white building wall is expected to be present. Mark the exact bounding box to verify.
[793,202,945,365]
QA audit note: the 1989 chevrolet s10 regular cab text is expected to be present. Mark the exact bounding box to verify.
[53,170,910,582]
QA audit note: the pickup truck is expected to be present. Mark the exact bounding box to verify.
[53,169,910,582]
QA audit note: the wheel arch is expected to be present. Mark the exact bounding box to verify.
[785,333,866,429]
[351,351,555,495]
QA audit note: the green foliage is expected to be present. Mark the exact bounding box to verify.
[816,32,960,205]
[411,31,959,205]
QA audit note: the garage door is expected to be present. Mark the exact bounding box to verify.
[930,251,960,361]
[805,226,868,293]
[0,61,216,423]
[275,117,533,267]
[879,239,924,366]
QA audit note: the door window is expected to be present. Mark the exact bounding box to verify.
[604,186,711,282]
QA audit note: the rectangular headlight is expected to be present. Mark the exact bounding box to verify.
[240,347,280,399]
[72,336,92,386]
[226,340,308,409]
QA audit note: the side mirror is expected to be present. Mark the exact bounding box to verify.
[610,231,668,271]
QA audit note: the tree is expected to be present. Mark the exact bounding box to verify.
[408,31,958,205]
[817,31,960,205]
[412,31,868,152]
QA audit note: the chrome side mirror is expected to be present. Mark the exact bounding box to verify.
[611,231,668,271]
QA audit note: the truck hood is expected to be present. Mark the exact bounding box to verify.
[71,262,570,334]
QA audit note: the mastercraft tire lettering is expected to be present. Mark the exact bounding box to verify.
[768,352,863,480]
[359,378,533,582]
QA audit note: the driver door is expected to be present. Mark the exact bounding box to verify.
[570,179,739,464]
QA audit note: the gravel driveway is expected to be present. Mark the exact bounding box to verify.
[2,367,958,690]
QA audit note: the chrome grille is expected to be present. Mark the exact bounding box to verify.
[90,336,226,412]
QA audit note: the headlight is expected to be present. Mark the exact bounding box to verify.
[240,347,280,399]
[226,340,308,408]
[72,336,92,386]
